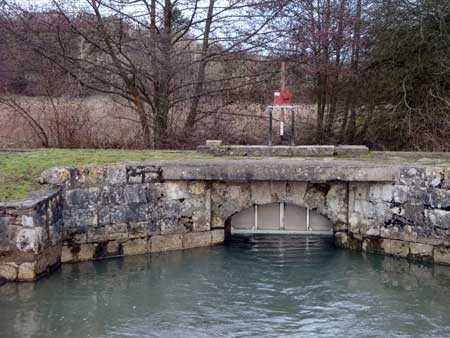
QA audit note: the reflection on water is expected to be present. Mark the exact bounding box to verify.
[1,235,450,338]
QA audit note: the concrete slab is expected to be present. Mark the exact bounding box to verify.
[197,145,368,157]
[335,145,369,156]
[136,158,401,182]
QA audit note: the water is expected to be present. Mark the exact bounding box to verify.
[2,236,450,338]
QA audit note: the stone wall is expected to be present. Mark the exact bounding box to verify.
[2,158,450,283]
[0,189,62,282]
[336,167,450,264]
[59,174,223,264]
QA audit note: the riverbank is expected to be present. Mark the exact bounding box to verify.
[0,149,213,201]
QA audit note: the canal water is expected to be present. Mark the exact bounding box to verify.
[1,236,450,338]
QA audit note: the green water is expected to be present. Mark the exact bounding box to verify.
[1,236,450,338]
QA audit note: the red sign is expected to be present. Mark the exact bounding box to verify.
[273,89,292,105]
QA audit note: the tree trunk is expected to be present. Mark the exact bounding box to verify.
[346,0,362,143]
[132,94,152,148]
[185,0,215,130]
[152,0,173,149]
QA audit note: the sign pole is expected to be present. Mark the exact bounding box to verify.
[280,62,286,144]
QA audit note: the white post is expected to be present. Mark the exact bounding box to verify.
[306,207,310,231]
[254,205,258,231]
[280,202,285,230]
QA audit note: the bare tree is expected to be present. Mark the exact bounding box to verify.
[1,0,287,148]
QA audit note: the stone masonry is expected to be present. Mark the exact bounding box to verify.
[2,157,450,282]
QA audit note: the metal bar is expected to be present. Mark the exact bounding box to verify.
[267,105,301,109]
[290,108,295,146]
[231,229,333,236]
[306,207,310,231]
[268,108,273,146]
[279,202,285,230]
[254,205,258,230]
[280,107,284,144]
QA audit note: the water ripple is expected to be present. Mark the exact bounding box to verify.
[1,235,450,337]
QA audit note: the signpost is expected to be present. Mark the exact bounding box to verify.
[267,61,299,146]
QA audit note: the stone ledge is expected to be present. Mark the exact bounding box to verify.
[0,188,61,209]
[0,245,61,282]
[39,159,401,185]
[197,145,336,157]
[336,231,450,265]
[197,145,369,157]
[335,145,369,156]
[59,230,225,264]
[157,159,399,182]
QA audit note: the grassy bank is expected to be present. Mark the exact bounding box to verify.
[0,149,212,202]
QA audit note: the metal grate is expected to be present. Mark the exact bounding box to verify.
[230,203,333,235]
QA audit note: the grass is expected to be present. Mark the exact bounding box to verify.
[0,149,213,202]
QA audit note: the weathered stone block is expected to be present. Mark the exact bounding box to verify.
[98,206,111,226]
[368,184,393,203]
[334,145,369,156]
[106,240,120,255]
[402,203,425,225]
[210,229,225,244]
[63,207,98,228]
[182,231,211,249]
[362,237,385,254]
[159,218,191,235]
[62,243,96,262]
[128,222,148,238]
[21,215,36,227]
[18,262,37,281]
[211,182,252,228]
[425,209,450,229]
[106,165,127,185]
[48,223,63,245]
[409,242,433,261]
[39,167,69,185]
[325,183,347,223]
[35,245,61,276]
[124,185,148,204]
[16,228,44,253]
[126,166,145,184]
[334,232,362,251]
[126,203,151,223]
[392,185,409,203]
[144,166,160,183]
[149,234,183,252]
[61,245,73,263]
[188,182,207,195]
[426,189,450,209]
[285,181,308,206]
[433,247,450,265]
[110,205,129,224]
[65,188,99,206]
[0,263,18,281]
[192,210,210,232]
[63,226,88,244]
[162,181,190,200]
[71,165,105,187]
[251,181,287,205]
[122,238,148,256]
[100,186,125,205]
[382,239,409,258]
[87,223,128,242]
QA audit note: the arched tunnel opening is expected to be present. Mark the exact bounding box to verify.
[225,203,333,235]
